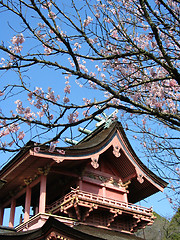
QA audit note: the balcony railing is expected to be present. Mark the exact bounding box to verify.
[46,188,153,216]
[15,213,75,232]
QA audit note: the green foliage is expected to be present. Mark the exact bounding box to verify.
[136,210,180,240]
[163,208,180,240]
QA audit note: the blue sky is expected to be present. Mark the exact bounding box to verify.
[0,0,177,226]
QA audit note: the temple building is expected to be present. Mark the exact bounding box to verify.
[0,119,167,239]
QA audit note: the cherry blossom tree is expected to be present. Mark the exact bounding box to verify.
[0,0,179,204]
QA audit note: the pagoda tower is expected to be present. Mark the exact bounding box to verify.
[0,119,167,239]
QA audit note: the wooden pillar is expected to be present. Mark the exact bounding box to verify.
[102,186,106,197]
[0,207,4,225]
[123,192,128,203]
[9,198,16,228]
[35,206,39,215]
[39,175,47,213]
[24,185,31,222]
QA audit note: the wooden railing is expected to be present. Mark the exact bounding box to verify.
[46,191,75,213]
[46,188,152,216]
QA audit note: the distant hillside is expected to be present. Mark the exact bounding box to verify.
[135,209,180,240]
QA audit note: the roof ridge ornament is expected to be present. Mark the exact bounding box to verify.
[95,107,118,129]
[65,106,118,146]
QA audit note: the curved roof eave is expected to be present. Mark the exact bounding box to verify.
[33,121,168,191]
[0,122,168,192]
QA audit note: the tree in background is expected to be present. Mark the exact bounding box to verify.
[136,209,180,239]
[0,0,179,207]
[163,208,180,239]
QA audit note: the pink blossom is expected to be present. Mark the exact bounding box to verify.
[155,0,160,5]
[49,114,54,120]
[65,76,69,80]
[68,111,79,123]
[64,85,71,94]
[37,111,44,118]
[101,73,106,78]
[8,141,15,147]
[41,2,52,9]
[11,34,25,45]
[18,131,25,140]
[9,52,16,60]
[83,109,90,117]
[9,34,25,55]
[83,98,91,105]
[88,80,97,89]
[46,87,57,102]
[48,11,57,19]
[169,79,177,87]
[1,141,7,147]
[70,62,75,67]
[43,46,53,55]
[75,80,83,88]
[0,58,5,67]
[9,123,20,133]
[38,23,45,28]
[142,118,146,126]
[24,107,34,119]
[27,92,33,100]
[79,63,88,73]
[111,29,119,39]
[14,45,23,53]
[63,96,70,103]
[83,16,93,27]
[0,129,9,137]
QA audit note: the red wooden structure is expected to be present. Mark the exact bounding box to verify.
[0,121,167,238]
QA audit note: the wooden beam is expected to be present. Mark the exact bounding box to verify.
[50,168,79,178]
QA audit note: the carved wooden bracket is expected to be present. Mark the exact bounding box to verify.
[24,173,38,186]
[112,143,121,158]
[53,156,64,163]
[74,203,81,221]
[24,177,33,186]
[38,165,51,176]
[91,154,99,169]
[133,214,141,223]
[135,167,144,184]
[46,231,56,240]
[46,231,69,240]
[82,204,98,222]
[130,219,140,233]
[107,209,122,227]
